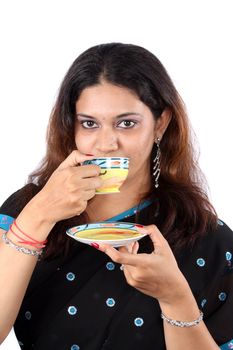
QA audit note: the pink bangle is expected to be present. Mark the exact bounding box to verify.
[13,220,47,246]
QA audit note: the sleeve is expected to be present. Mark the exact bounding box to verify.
[220,340,233,349]
[196,221,233,348]
[0,183,41,231]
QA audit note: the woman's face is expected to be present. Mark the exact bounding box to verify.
[75,82,167,183]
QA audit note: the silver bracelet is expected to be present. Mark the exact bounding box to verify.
[161,310,203,327]
[1,232,43,258]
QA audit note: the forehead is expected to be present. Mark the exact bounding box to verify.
[75,82,151,118]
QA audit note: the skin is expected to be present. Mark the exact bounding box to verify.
[74,82,219,349]
[0,81,219,348]
[74,81,171,221]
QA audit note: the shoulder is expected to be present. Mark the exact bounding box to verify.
[197,219,233,256]
[177,219,233,258]
[0,183,41,218]
[176,219,233,285]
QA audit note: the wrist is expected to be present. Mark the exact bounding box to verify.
[27,192,56,225]
[161,309,203,328]
[14,200,55,242]
[159,291,200,322]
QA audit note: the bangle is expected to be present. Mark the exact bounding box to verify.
[13,220,47,247]
[1,232,43,258]
[161,310,203,327]
[10,224,46,248]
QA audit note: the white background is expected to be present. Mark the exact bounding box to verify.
[0,1,232,224]
[0,1,232,347]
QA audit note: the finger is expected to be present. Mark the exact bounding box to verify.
[119,242,135,254]
[82,189,96,200]
[135,224,164,250]
[132,241,139,254]
[62,165,101,185]
[98,243,146,267]
[118,246,129,254]
[79,165,102,179]
[75,176,103,190]
[57,150,96,170]
[119,241,139,254]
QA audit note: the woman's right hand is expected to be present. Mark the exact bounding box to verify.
[0,154,100,343]
[28,150,102,225]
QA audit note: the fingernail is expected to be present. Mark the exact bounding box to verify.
[135,225,147,234]
[91,242,100,249]
[85,154,94,156]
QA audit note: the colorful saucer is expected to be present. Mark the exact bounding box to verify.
[66,222,147,247]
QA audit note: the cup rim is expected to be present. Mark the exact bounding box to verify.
[90,156,129,160]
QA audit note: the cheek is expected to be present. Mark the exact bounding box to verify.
[126,136,154,168]
[130,134,154,156]
[74,130,92,152]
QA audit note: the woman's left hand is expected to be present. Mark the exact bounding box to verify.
[97,225,191,306]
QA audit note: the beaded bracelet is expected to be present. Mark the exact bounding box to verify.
[161,310,203,327]
[1,232,43,258]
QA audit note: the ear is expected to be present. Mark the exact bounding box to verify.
[154,108,172,140]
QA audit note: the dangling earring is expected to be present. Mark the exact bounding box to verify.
[153,138,161,188]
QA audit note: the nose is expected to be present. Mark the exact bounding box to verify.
[95,128,118,154]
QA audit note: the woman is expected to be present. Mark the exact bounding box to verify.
[0,43,232,350]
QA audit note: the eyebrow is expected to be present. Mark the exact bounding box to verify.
[76,112,143,119]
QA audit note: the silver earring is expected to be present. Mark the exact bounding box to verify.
[153,138,161,188]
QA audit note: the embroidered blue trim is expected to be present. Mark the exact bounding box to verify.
[220,339,233,349]
[105,199,153,222]
[0,214,14,231]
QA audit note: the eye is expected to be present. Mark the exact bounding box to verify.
[80,120,98,129]
[117,120,137,128]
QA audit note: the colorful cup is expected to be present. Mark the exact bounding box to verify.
[83,157,129,194]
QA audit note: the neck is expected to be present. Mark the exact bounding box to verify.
[85,173,151,222]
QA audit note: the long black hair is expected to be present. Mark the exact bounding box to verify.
[28,43,217,258]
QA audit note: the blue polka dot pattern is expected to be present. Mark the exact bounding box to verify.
[66,272,75,281]
[201,299,207,308]
[196,258,205,267]
[25,311,32,320]
[106,262,115,271]
[71,345,80,350]
[68,306,77,315]
[226,252,232,261]
[106,298,115,307]
[217,219,224,226]
[134,317,144,327]
[218,292,227,301]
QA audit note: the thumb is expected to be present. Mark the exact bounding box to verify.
[57,150,95,170]
[135,224,164,251]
